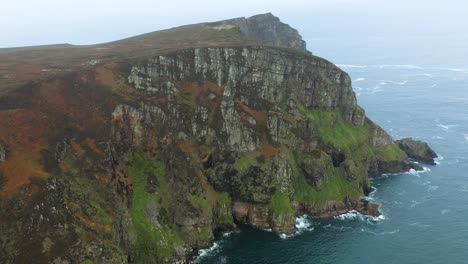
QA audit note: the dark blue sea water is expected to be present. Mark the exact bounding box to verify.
[196,42,468,264]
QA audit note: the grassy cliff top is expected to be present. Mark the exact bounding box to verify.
[0,13,314,95]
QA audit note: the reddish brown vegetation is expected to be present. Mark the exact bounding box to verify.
[260,143,280,160]
[0,109,51,195]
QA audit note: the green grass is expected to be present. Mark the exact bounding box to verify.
[233,151,260,173]
[269,191,294,217]
[293,167,363,206]
[214,192,235,227]
[130,151,182,263]
[298,106,372,156]
[374,144,407,161]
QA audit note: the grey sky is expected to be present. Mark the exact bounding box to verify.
[1,0,466,47]
[1,0,467,66]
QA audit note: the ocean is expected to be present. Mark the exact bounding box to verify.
[196,39,468,263]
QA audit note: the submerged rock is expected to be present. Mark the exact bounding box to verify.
[396,138,438,165]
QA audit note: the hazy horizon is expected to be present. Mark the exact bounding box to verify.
[2,0,468,67]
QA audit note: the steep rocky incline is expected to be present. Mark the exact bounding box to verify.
[0,13,434,264]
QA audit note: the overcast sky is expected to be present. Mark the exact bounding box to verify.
[1,0,467,66]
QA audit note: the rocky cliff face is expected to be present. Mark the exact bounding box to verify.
[211,13,307,51]
[0,14,429,264]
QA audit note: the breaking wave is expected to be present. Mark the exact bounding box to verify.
[360,228,400,235]
[279,215,315,239]
[437,123,458,131]
[336,64,368,68]
[406,167,431,178]
[436,67,468,73]
[197,242,221,259]
[434,155,444,165]
[334,210,385,223]
[336,64,423,70]
[378,64,422,70]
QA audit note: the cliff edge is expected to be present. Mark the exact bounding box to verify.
[0,13,433,264]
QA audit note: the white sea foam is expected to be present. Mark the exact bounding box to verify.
[295,215,313,230]
[406,167,431,178]
[437,123,458,131]
[380,80,408,85]
[223,231,233,237]
[434,155,444,165]
[361,228,400,235]
[378,64,423,70]
[409,222,431,228]
[382,166,431,178]
[336,64,368,68]
[431,84,438,88]
[337,64,423,70]
[334,210,385,223]
[279,215,315,239]
[464,134,468,141]
[354,78,366,82]
[410,200,421,208]
[436,67,467,73]
[197,242,220,258]
[441,209,451,215]
[423,73,434,78]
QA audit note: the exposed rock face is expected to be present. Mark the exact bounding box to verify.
[0,140,6,162]
[118,45,415,241]
[396,138,438,165]
[212,13,307,51]
[0,13,435,264]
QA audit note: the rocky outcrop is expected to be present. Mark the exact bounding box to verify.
[397,138,438,165]
[298,198,380,218]
[210,13,307,51]
[0,140,6,162]
[232,202,296,234]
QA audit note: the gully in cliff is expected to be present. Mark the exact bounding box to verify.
[0,13,436,264]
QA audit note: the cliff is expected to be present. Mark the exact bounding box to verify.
[0,14,431,263]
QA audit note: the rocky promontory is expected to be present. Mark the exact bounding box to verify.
[397,138,438,165]
[0,13,434,264]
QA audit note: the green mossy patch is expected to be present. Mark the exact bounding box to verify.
[130,151,183,263]
[293,167,362,206]
[298,106,372,157]
[374,144,407,161]
[269,191,294,217]
[214,192,235,228]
